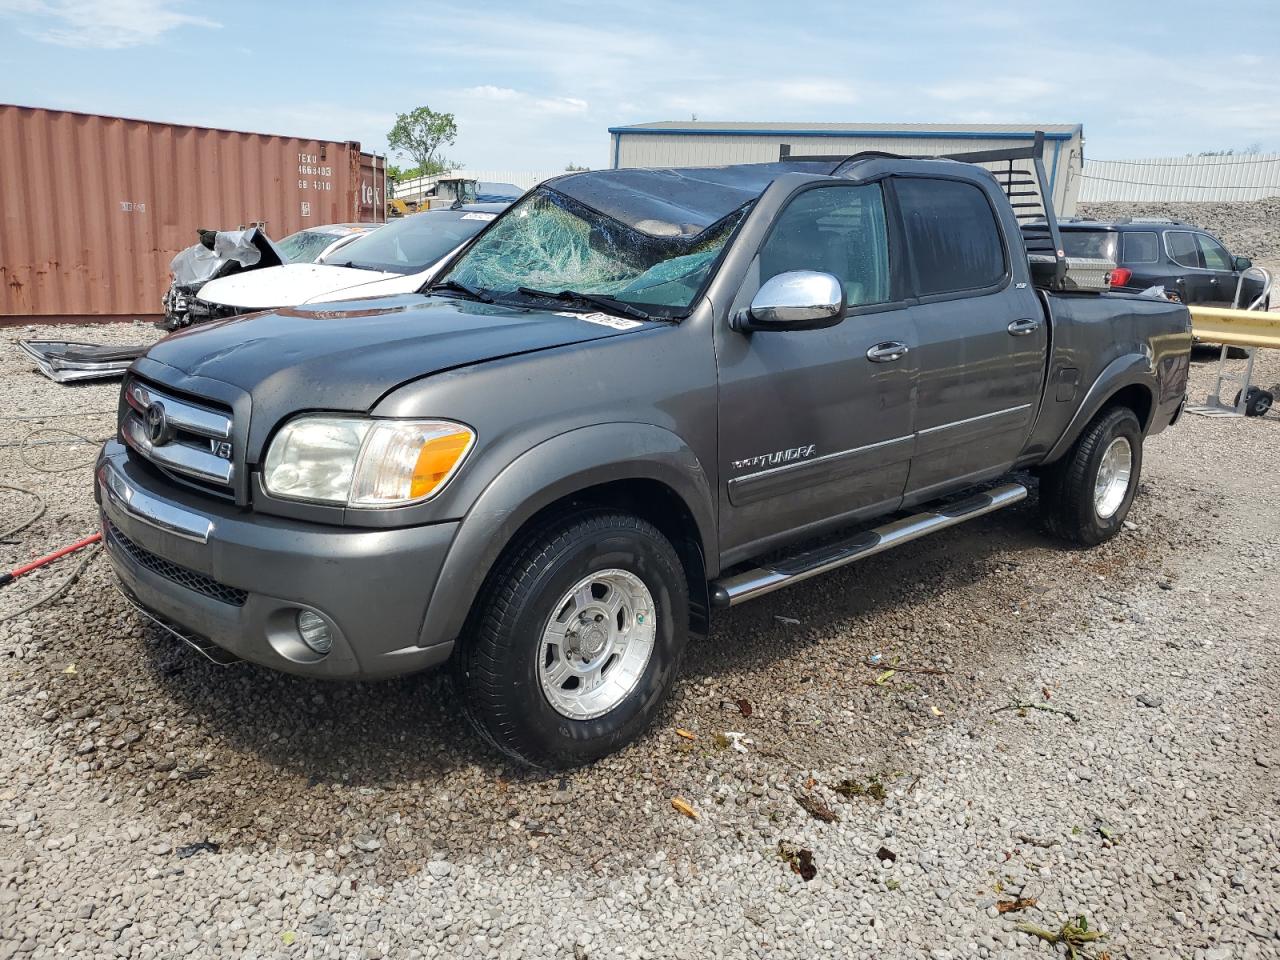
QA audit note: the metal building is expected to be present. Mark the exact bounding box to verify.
[608,121,1085,216]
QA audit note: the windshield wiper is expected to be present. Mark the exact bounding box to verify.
[516,287,651,321]
[328,260,380,272]
[428,279,494,303]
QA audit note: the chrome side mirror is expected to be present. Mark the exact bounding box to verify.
[733,270,846,332]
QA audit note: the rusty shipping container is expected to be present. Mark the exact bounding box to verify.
[0,104,386,323]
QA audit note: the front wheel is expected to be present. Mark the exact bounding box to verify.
[454,509,689,769]
[1039,406,1143,546]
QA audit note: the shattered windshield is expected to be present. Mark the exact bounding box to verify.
[277,229,343,263]
[442,187,746,317]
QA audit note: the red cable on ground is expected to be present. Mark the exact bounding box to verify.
[0,532,103,588]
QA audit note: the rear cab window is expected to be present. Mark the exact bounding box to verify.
[1061,230,1119,262]
[1121,231,1159,263]
[894,178,1006,296]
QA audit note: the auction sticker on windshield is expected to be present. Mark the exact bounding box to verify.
[555,311,644,330]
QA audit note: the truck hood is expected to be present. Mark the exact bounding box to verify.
[141,294,656,435]
[197,263,403,310]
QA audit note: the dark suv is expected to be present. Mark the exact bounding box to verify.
[1058,218,1266,307]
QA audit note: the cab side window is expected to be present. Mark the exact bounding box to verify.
[1166,231,1203,269]
[1196,234,1232,271]
[758,184,891,308]
[895,178,1006,295]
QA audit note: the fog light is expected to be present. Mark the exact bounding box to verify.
[296,610,332,655]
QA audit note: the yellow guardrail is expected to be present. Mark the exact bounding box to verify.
[1189,305,1280,349]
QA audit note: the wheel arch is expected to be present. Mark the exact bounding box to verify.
[418,423,716,649]
[1042,356,1157,465]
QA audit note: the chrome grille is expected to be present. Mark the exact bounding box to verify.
[121,379,236,489]
[104,519,247,607]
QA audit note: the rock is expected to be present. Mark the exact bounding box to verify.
[352,835,381,853]
[1137,693,1164,708]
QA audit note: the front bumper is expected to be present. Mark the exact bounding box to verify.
[95,440,458,679]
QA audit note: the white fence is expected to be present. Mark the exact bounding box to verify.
[1080,154,1280,203]
[392,169,562,200]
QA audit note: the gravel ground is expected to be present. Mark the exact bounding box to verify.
[1,322,1277,960]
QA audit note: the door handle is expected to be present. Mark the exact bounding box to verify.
[1007,318,1041,336]
[866,341,909,363]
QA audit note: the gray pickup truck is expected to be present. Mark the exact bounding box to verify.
[96,141,1192,767]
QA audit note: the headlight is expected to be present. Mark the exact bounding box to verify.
[262,416,474,508]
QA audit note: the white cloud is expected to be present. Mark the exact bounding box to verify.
[461,85,589,115]
[923,77,1059,105]
[774,80,858,106]
[465,85,521,102]
[0,0,217,48]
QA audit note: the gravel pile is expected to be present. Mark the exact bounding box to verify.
[1079,198,1280,285]
[1,322,1278,959]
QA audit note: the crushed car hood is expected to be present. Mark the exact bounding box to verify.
[140,294,657,447]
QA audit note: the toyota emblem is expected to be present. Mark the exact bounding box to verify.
[145,402,172,445]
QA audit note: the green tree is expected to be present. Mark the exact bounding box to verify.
[387,106,458,176]
[386,163,424,182]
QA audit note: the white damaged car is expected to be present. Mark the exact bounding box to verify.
[187,204,507,321]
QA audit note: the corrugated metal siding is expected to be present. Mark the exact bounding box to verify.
[1079,154,1280,203]
[0,105,385,319]
[612,130,1084,216]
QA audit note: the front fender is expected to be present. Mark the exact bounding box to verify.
[1043,354,1157,464]
[417,422,715,648]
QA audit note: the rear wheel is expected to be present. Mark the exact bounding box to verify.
[454,509,688,769]
[1040,406,1143,546]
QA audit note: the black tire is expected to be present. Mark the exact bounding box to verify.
[454,509,689,769]
[1039,406,1143,546]
[1233,387,1273,417]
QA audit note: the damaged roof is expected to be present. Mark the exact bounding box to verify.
[547,161,842,239]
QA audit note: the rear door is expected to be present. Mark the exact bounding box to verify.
[1165,229,1213,304]
[894,176,1047,501]
[716,182,914,559]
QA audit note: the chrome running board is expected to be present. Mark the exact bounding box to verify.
[710,482,1028,608]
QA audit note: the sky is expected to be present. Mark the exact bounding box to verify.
[1,0,1278,172]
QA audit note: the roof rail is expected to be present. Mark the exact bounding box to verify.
[779,131,1067,290]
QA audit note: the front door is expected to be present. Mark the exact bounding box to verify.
[893,176,1048,500]
[715,182,914,562]
[1195,232,1239,306]
[1165,229,1214,304]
